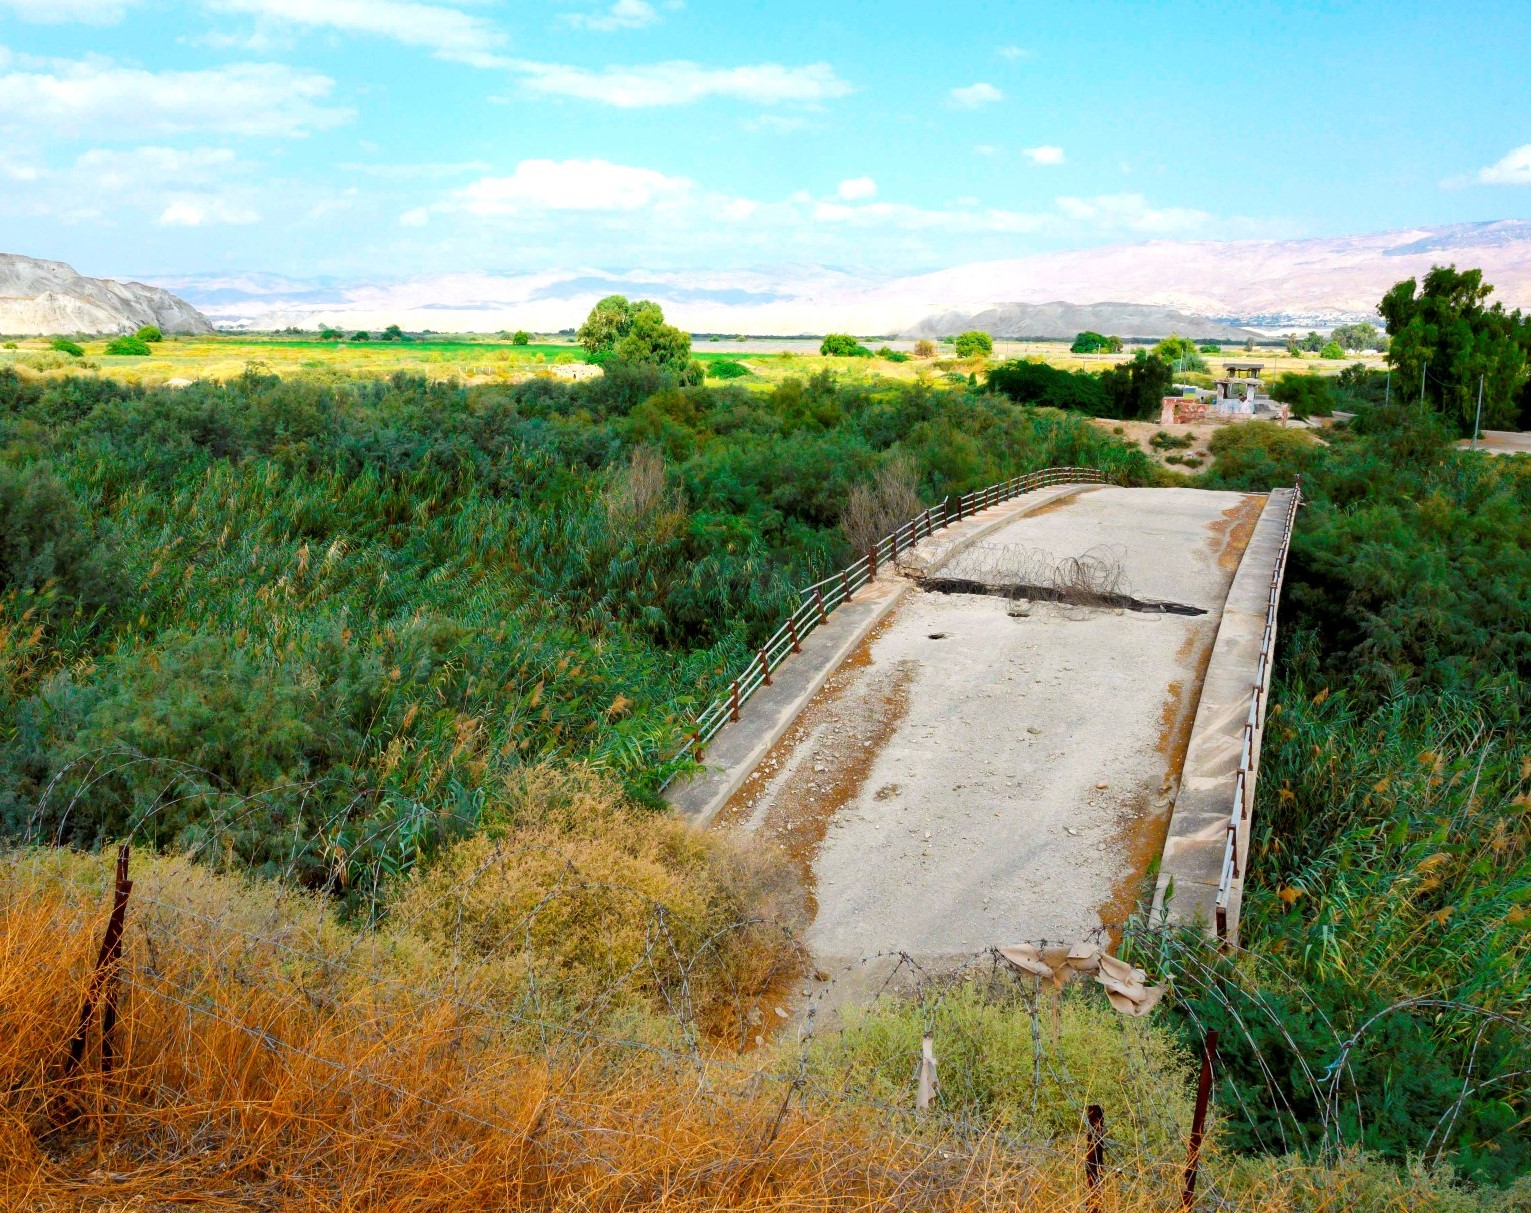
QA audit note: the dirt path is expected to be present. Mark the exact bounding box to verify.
[714,487,1263,963]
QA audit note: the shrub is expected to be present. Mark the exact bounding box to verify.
[511,330,531,346]
[351,331,371,342]
[1149,430,1194,450]
[841,454,922,552]
[1320,340,1345,359]
[912,339,937,359]
[707,359,749,379]
[1199,343,1221,353]
[953,330,993,358]
[50,338,84,357]
[381,324,405,342]
[320,328,343,340]
[134,324,163,343]
[876,347,910,362]
[1070,330,1112,354]
[104,335,152,356]
[820,333,872,357]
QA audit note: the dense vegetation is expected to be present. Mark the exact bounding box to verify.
[1190,405,1530,1184]
[987,350,1175,420]
[0,362,1151,896]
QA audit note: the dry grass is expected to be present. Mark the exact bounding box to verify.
[0,841,1509,1211]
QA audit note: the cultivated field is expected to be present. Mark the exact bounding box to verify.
[0,331,1387,390]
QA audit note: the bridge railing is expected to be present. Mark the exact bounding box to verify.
[669,466,1107,772]
[1213,481,1303,942]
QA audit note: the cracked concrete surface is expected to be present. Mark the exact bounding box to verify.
[713,487,1264,965]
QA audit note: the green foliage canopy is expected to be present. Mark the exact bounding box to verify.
[953,330,994,358]
[1379,265,1529,433]
[104,335,151,356]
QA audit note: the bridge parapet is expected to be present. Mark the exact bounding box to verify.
[1152,483,1301,944]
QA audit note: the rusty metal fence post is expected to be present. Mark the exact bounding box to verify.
[1085,1104,1106,1209]
[66,842,133,1076]
[1182,1029,1219,1208]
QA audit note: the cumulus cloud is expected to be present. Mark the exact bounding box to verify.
[996,45,1033,61]
[0,143,267,227]
[1477,144,1531,185]
[949,82,1002,108]
[0,0,133,21]
[1054,192,1210,234]
[208,0,509,67]
[453,159,694,214]
[0,55,352,137]
[837,176,876,200]
[159,195,262,226]
[509,59,852,107]
[1024,145,1065,165]
[564,0,660,31]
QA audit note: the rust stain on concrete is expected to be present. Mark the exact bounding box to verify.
[713,611,913,922]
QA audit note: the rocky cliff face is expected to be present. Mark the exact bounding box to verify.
[0,254,214,336]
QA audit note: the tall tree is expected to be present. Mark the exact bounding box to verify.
[1379,266,1529,433]
[577,295,635,356]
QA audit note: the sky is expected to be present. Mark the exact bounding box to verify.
[1,0,1529,282]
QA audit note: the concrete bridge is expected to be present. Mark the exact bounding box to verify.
[665,476,1298,964]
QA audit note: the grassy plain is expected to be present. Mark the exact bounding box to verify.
[0,331,1387,390]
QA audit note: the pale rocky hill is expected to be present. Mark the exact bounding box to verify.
[900,302,1262,342]
[0,254,214,336]
[160,220,1531,337]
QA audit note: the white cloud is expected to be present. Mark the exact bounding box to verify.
[996,45,1033,61]
[973,144,997,156]
[399,207,430,227]
[509,59,852,107]
[453,159,694,214]
[949,81,1002,108]
[1477,144,1531,185]
[0,143,268,227]
[0,0,133,22]
[0,56,351,137]
[1024,145,1065,165]
[1054,192,1210,234]
[564,0,659,31]
[837,176,876,200]
[809,199,1047,234]
[159,196,261,226]
[209,0,509,67]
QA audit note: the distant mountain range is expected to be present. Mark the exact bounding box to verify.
[0,254,213,336]
[9,221,1531,340]
[899,302,1263,342]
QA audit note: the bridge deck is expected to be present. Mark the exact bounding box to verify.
[711,486,1265,961]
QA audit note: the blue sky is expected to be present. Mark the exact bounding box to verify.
[1,0,1528,280]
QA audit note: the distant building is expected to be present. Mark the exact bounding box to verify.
[1160,362,1289,425]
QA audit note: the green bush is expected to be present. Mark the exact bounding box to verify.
[511,330,531,346]
[953,330,993,358]
[104,335,152,356]
[50,339,85,357]
[134,325,163,343]
[1320,340,1345,359]
[819,333,872,357]
[706,359,749,380]
[875,347,909,362]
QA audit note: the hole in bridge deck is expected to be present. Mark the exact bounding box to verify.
[927,633,948,640]
[918,579,1208,617]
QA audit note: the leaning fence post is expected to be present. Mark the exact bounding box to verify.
[66,842,133,1076]
[787,614,802,654]
[814,586,827,625]
[868,545,878,580]
[758,648,772,687]
[916,1033,938,1111]
[1085,1103,1106,1208]
[729,680,741,722]
[1182,1029,1219,1209]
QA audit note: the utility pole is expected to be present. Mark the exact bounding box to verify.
[1384,368,1390,407]
[1420,360,1428,411]
[1472,374,1485,450]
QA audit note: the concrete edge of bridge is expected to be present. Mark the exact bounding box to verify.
[664,482,1099,827]
[1151,487,1296,939]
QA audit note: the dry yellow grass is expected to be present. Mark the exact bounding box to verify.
[1,838,1509,1211]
